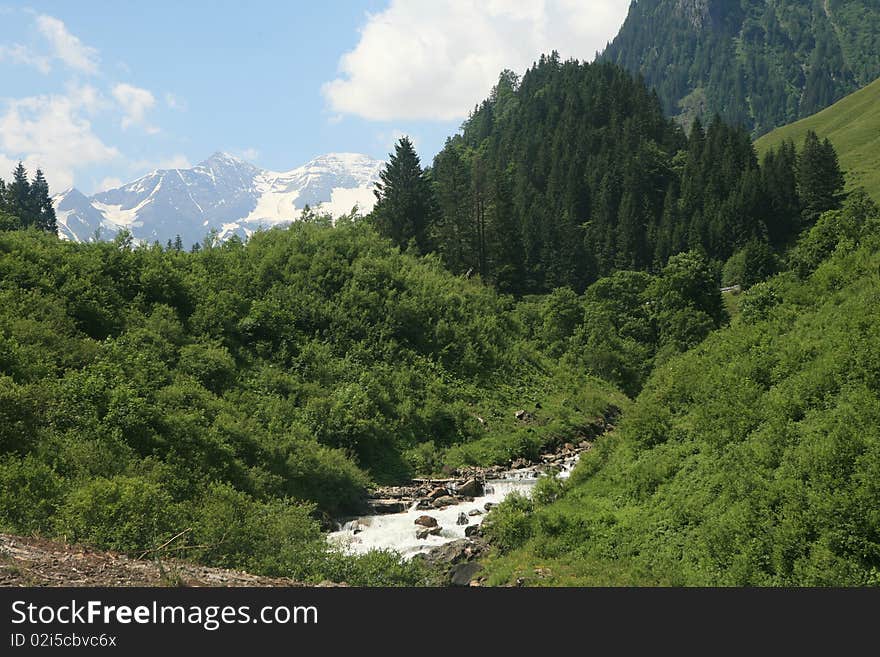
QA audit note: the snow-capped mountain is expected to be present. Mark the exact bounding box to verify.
[53,152,384,245]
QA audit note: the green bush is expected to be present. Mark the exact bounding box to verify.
[0,455,64,533]
[481,492,535,552]
[56,476,178,552]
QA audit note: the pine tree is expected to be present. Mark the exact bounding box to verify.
[371,136,437,254]
[797,131,845,223]
[760,140,800,247]
[431,139,474,273]
[7,163,31,227]
[29,169,57,234]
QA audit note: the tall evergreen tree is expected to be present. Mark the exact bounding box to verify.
[7,162,31,227]
[431,138,474,273]
[761,140,800,247]
[371,136,436,254]
[797,130,845,223]
[29,169,57,234]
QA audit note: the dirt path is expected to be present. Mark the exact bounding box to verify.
[0,533,319,587]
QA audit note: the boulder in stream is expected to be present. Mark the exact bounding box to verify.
[468,509,482,516]
[456,478,484,497]
[367,499,407,514]
[464,524,481,538]
[432,495,457,508]
[416,525,443,540]
[456,512,469,526]
[415,515,438,528]
[427,487,449,500]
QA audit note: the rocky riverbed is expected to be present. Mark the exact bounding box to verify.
[327,439,593,577]
[361,438,594,515]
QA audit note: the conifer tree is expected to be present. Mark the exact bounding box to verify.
[30,169,57,234]
[7,162,31,227]
[797,131,845,223]
[371,136,436,254]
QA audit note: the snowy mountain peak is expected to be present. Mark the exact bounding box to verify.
[198,151,253,169]
[53,151,384,245]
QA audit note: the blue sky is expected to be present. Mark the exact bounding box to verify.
[0,1,630,194]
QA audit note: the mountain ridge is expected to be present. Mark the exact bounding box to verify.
[602,0,880,136]
[54,151,384,246]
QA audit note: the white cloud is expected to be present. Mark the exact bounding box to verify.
[36,14,99,74]
[97,176,123,192]
[132,154,192,173]
[323,0,631,121]
[0,85,120,191]
[0,43,51,74]
[377,129,419,152]
[112,83,158,131]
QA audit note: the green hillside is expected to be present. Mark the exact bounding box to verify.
[602,0,880,136]
[0,217,625,585]
[480,192,880,586]
[756,76,880,202]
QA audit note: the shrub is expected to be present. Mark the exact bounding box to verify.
[56,476,177,553]
[0,455,64,533]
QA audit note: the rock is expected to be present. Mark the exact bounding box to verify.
[484,502,497,511]
[340,519,361,533]
[432,495,457,508]
[418,539,473,566]
[468,509,482,517]
[416,498,432,510]
[465,524,481,538]
[450,562,483,586]
[514,409,532,422]
[414,515,438,528]
[367,499,406,514]
[416,525,443,540]
[456,512,469,526]
[428,487,448,500]
[456,478,484,498]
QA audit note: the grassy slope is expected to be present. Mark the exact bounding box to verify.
[755,76,880,202]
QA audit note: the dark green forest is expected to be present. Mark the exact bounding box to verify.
[375,57,844,298]
[602,0,880,136]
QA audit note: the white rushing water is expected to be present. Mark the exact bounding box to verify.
[327,455,580,559]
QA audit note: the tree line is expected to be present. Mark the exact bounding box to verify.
[370,56,845,296]
[0,162,57,234]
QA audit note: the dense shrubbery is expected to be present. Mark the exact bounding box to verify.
[482,194,880,586]
[0,215,623,583]
[509,250,728,397]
